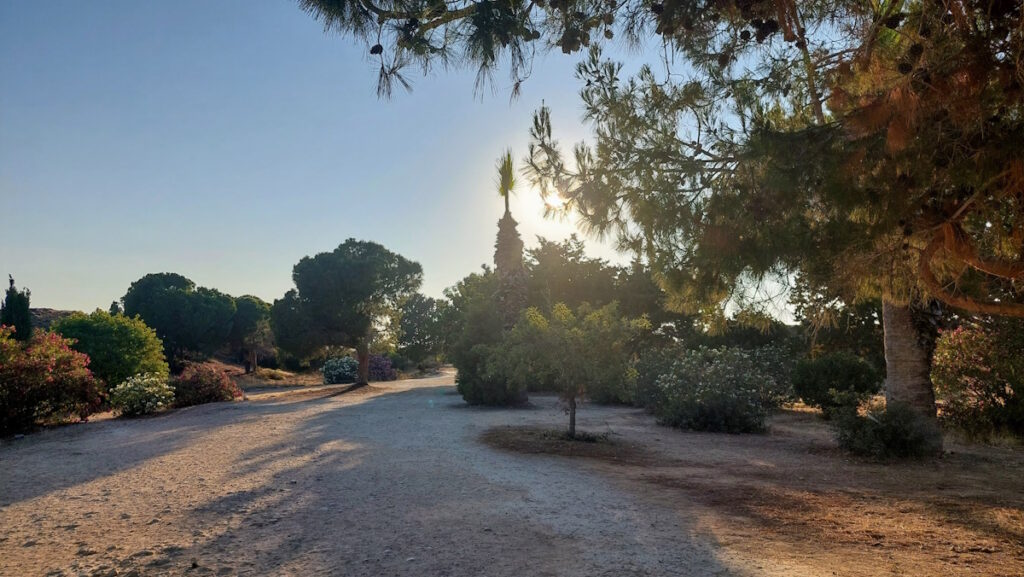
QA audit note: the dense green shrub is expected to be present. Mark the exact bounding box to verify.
[52,310,169,392]
[635,343,793,413]
[456,342,527,405]
[792,351,881,417]
[323,356,359,384]
[832,402,943,459]
[746,345,796,406]
[498,303,646,435]
[109,373,175,417]
[0,327,102,434]
[654,347,788,433]
[449,273,528,406]
[491,307,563,399]
[497,302,645,405]
[368,354,398,381]
[932,321,1024,439]
[632,345,682,411]
[387,352,415,373]
[172,364,241,407]
[574,303,646,404]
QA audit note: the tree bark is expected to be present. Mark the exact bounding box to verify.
[356,342,370,386]
[882,299,936,418]
[568,395,577,439]
[246,349,258,374]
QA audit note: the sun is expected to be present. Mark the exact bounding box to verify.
[543,191,567,211]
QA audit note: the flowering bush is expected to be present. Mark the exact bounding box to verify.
[632,344,683,411]
[0,326,102,434]
[323,356,359,384]
[109,373,175,417]
[368,354,397,381]
[932,321,1024,439]
[172,364,241,407]
[746,345,797,406]
[792,351,881,418]
[654,347,788,433]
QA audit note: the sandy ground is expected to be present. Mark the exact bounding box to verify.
[1,371,1022,577]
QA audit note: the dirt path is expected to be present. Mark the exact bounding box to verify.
[0,373,729,577]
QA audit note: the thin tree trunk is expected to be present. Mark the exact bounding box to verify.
[882,299,936,417]
[247,349,258,374]
[356,342,370,386]
[568,395,576,439]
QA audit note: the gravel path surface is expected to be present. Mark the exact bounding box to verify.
[1,372,730,577]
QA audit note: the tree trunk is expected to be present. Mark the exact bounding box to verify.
[882,299,936,418]
[246,349,257,374]
[356,342,370,386]
[568,395,576,439]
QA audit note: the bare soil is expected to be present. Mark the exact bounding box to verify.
[1,372,1021,577]
[484,410,1024,577]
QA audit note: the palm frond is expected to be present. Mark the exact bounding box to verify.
[496,149,516,198]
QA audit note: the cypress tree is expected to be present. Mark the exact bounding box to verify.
[1,275,33,342]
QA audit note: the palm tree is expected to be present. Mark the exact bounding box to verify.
[493,150,528,328]
[497,149,515,215]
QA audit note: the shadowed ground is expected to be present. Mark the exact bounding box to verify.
[3,371,1022,577]
[0,372,729,577]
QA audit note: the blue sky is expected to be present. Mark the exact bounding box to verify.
[0,0,625,311]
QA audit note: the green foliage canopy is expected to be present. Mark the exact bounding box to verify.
[525,235,617,311]
[504,302,648,408]
[271,239,423,368]
[122,273,237,360]
[397,293,451,363]
[228,295,272,351]
[302,0,1024,321]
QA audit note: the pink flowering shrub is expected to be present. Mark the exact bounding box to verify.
[0,326,102,434]
[932,321,1024,439]
[172,363,242,407]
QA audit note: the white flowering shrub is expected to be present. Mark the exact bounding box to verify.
[110,373,175,417]
[322,356,359,384]
[655,347,790,433]
[746,345,796,406]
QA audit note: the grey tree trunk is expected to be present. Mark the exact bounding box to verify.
[568,396,577,439]
[882,299,936,417]
[356,342,370,386]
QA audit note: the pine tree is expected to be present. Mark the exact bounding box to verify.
[301,0,1024,420]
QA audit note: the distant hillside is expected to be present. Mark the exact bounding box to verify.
[30,308,77,330]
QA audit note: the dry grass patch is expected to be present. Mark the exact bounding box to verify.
[480,425,656,466]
